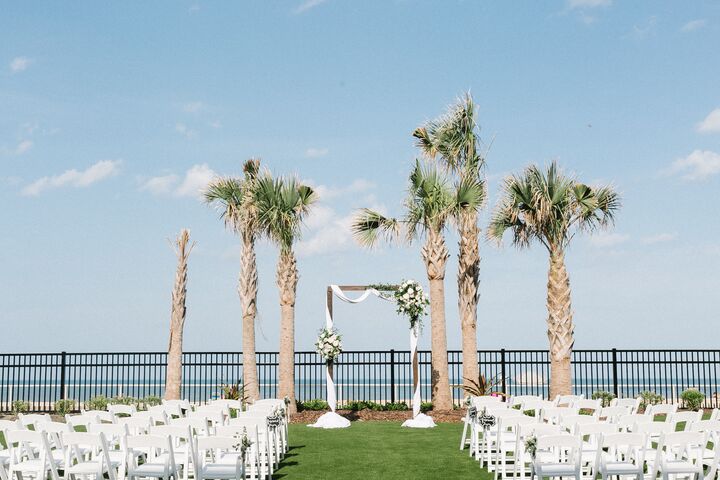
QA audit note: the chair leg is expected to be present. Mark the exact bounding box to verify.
[461,420,469,450]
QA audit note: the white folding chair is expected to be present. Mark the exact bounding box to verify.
[595,432,646,480]
[81,410,116,423]
[169,417,212,437]
[540,406,580,424]
[509,395,542,409]
[190,435,245,480]
[670,410,704,431]
[63,432,116,480]
[116,417,153,435]
[0,420,23,480]
[636,421,678,470]
[17,414,52,430]
[646,403,678,419]
[149,405,179,422]
[704,438,720,480]
[710,409,719,422]
[598,405,630,423]
[209,400,243,412]
[88,423,131,478]
[513,423,564,478]
[189,409,225,430]
[492,415,537,479]
[460,396,505,450]
[560,415,600,433]
[616,413,652,432]
[108,404,137,417]
[124,434,178,480]
[215,425,265,479]
[553,395,584,407]
[610,397,641,414]
[36,422,73,465]
[473,408,525,464]
[5,430,61,480]
[132,411,167,426]
[65,413,101,431]
[532,434,583,480]
[574,399,602,416]
[574,423,619,478]
[226,417,279,472]
[150,425,193,480]
[651,431,707,480]
[162,399,191,416]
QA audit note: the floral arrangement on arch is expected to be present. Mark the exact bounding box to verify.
[315,327,343,362]
[394,280,429,330]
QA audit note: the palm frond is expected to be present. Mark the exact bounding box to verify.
[351,208,400,248]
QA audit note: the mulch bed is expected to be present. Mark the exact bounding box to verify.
[291,409,465,424]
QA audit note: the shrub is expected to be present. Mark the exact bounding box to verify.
[11,400,30,415]
[638,391,663,412]
[341,401,384,411]
[299,399,329,411]
[108,396,138,406]
[592,390,616,407]
[142,395,162,408]
[384,402,409,411]
[420,402,433,413]
[85,395,109,411]
[54,399,75,416]
[680,388,705,411]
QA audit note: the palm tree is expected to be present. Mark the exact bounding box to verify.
[165,229,194,400]
[253,174,316,414]
[488,162,621,397]
[204,159,262,401]
[413,93,486,392]
[353,161,484,410]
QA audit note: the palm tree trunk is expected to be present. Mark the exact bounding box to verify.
[166,229,192,400]
[422,229,452,411]
[239,231,260,401]
[277,250,298,414]
[458,209,480,391]
[547,250,574,398]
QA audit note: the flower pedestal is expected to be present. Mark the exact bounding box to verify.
[308,361,351,429]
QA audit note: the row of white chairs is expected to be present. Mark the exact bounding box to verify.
[0,398,288,480]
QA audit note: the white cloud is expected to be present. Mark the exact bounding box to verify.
[175,164,216,198]
[628,15,657,40]
[697,108,720,134]
[294,0,328,14]
[140,174,179,195]
[15,140,33,155]
[311,178,375,200]
[297,210,355,257]
[304,147,329,158]
[9,57,33,73]
[175,123,195,138]
[681,19,707,32]
[666,150,720,181]
[182,101,204,113]
[642,233,678,245]
[589,232,630,248]
[22,160,121,196]
[209,120,222,129]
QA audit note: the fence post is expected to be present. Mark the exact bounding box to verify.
[611,348,619,398]
[500,349,507,397]
[60,351,67,401]
[390,349,396,404]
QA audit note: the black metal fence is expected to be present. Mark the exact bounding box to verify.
[1,349,718,412]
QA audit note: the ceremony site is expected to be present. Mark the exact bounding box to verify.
[2,1,720,479]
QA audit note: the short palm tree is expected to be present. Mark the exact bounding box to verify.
[254,174,316,414]
[165,229,194,400]
[204,159,262,401]
[488,162,621,397]
[413,93,486,392]
[353,161,484,410]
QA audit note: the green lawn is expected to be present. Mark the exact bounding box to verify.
[276,422,489,480]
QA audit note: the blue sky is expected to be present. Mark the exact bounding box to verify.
[1,1,719,353]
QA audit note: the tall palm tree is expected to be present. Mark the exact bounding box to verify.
[488,162,621,397]
[165,229,194,400]
[413,93,486,391]
[353,161,484,410]
[204,159,262,401]
[254,174,316,414]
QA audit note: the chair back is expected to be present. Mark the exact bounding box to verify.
[553,394,583,407]
[169,416,212,436]
[540,406,579,424]
[669,410,703,430]
[598,405,630,422]
[116,416,152,434]
[66,412,101,429]
[18,413,52,428]
[616,413,652,432]
[81,409,116,423]
[610,397,641,413]
[560,414,599,432]
[646,403,678,418]
[108,404,137,417]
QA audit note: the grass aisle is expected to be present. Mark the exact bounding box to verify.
[276,421,491,479]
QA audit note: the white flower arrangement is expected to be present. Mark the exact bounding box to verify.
[394,279,429,330]
[315,327,343,362]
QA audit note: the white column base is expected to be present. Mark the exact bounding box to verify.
[401,413,437,428]
[308,411,351,429]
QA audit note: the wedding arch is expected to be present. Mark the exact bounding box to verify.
[308,283,435,429]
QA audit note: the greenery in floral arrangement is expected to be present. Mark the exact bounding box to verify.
[11,400,30,415]
[299,399,329,411]
[591,390,616,407]
[680,388,705,411]
[420,401,433,413]
[394,280,429,330]
[54,399,75,416]
[639,391,663,412]
[367,283,399,292]
[524,436,537,459]
[315,327,342,362]
[85,395,109,411]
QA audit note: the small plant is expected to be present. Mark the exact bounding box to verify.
[384,402,409,411]
[299,399,329,411]
[420,401,433,413]
[108,396,139,406]
[142,395,162,408]
[220,381,251,410]
[12,400,30,415]
[592,390,616,407]
[638,390,663,412]
[85,395,109,411]
[680,388,705,411]
[462,373,505,397]
[54,399,75,416]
